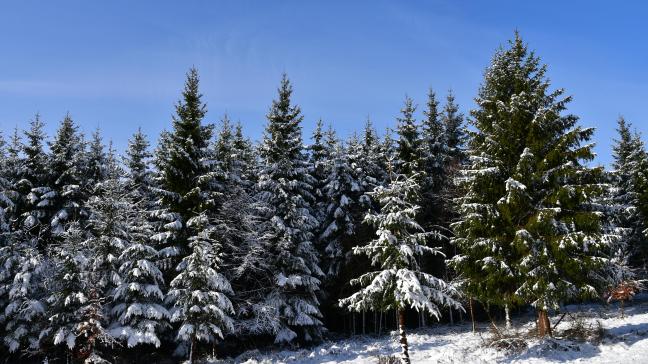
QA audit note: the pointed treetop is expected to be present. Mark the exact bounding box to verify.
[174,67,207,129]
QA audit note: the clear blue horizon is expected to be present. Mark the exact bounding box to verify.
[0,1,646,166]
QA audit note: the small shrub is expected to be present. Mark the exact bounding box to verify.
[561,315,606,344]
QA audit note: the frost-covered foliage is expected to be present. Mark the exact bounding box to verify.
[319,141,363,278]
[85,129,108,190]
[20,115,51,240]
[108,127,170,349]
[42,224,90,355]
[609,117,648,271]
[111,237,168,348]
[167,213,234,362]
[340,173,462,317]
[2,234,47,353]
[395,97,422,178]
[123,128,156,206]
[84,147,128,305]
[47,114,88,237]
[450,34,615,336]
[237,74,324,344]
[152,67,219,277]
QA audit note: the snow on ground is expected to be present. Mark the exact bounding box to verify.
[213,294,648,363]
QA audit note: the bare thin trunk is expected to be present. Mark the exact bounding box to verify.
[189,336,195,364]
[398,309,410,364]
[469,298,476,333]
[537,309,552,337]
[362,309,366,335]
[449,307,454,325]
[375,311,378,335]
[505,304,512,330]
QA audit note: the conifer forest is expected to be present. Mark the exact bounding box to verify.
[1,33,647,363]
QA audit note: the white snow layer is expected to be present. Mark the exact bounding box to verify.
[212,295,648,364]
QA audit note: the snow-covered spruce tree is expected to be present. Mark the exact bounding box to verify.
[46,114,88,239]
[2,234,47,354]
[395,96,422,179]
[340,173,462,364]
[111,218,169,350]
[360,118,388,191]
[320,141,362,279]
[153,68,233,359]
[450,33,611,336]
[20,115,51,239]
[1,117,48,354]
[41,223,90,359]
[611,117,648,271]
[381,127,397,175]
[212,116,256,258]
[123,128,156,208]
[167,213,234,363]
[152,68,218,280]
[238,74,324,344]
[231,121,256,185]
[0,140,21,350]
[213,114,235,179]
[419,88,445,208]
[84,146,130,319]
[308,119,336,226]
[110,134,169,350]
[85,129,107,191]
[441,90,467,169]
[2,129,26,229]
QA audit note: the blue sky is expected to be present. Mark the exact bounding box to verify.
[0,1,646,166]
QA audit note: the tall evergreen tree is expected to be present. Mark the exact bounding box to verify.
[320,140,362,279]
[611,117,648,271]
[21,115,50,236]
[152,68,217,276]
[41,224,90,358]
[360,118,387,190]
[451,34,614,336]
[84,146,127,314]
[46,114,87,237]
[85,129,107,189]
[441,90,466,168]
[2,117,48,353]
[340,173,462,364]
[111,132,169,350]
[231,122,256,185]
[123,128,155,207]
[395,97,422,178]
[238,74,324,344]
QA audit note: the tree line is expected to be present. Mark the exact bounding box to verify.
[0,33,647,363]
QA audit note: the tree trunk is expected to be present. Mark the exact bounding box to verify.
[621,300,625,318]
[362,309,366,335]
[189,336,195,364]
[449,306,454,325]
[505,304,512,330]
[398,309,410,364]
[375,311,378,335]
[537,309,552,337]
[469,298,476,333]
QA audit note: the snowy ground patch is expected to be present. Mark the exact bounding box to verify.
[211,295,648,363]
